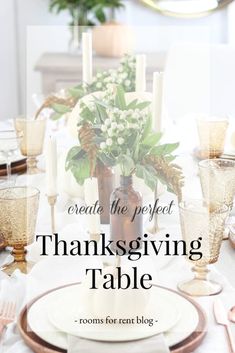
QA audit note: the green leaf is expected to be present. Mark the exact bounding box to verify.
[66,145,83,160]
[51,103,71,114]
[95,102,108,124]
[94,6,106,23]
[70,157,90,185]
[50,112,63,121]
[118,155,135,176]
[142,131,162,147]
[127,131,139,149]
[141,114,152,141]
[126,99,138,110]
[151,142,180,156]
[98,154,116,167]
[138,144,151,160]
[133,143,140,162]
[115,85,127,110]
[92,97,109,109]
[65,146,85,171]
[79,107,94,123]
[135,164,158,191]
[135,101,151,110]
[165,155,176,162]
[68,87,84,98]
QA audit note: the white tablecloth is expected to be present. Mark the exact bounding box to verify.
[0,121,235,353]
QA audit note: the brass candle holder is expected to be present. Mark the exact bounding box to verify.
[47,194,58,234]
[88,232,100,242]
[147,184,161,234]
[115,255,121,268]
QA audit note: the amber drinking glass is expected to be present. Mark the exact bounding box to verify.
[178,199,229,296]
[0,186,40,275]
[14,117,46,174]
[197,117,228,158]
[199,159,235,210]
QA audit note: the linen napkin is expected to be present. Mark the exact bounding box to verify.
[68,334,170,353]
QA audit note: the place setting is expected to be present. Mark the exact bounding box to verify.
[17,279,207,353]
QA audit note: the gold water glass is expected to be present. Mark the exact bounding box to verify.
[197,117,228,158]
[178,199,229,296]
[14,117,46,174]
[199,159,235,209]
[0,186,40,275]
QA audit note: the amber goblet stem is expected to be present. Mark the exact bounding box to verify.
[27,156,39,174]
[192,264,209,280]
[47,194,58,234]
[12,245,27,263]
[178,263,223,296]
[2,245,29,276]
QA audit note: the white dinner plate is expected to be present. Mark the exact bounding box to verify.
[47,285,179,341]
[27,284,199,349]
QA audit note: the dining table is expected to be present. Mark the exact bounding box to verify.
[0,117,235,353]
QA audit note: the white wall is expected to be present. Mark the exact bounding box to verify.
[0,0,19,121]
[0,0,232,121]
[228,1,235,43]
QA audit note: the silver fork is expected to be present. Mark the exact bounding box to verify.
[0,301,16,338]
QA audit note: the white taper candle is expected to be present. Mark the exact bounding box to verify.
[46,136,57,196]
[84,177,100,234]
[82,32,93,85]
[135,54,146,92]
[152,72,164,132]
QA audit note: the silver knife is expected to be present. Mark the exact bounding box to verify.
[213,299,235,353]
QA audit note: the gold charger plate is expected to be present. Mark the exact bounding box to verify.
[17,283,207,353]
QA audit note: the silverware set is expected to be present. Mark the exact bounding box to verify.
[214,299,235,353]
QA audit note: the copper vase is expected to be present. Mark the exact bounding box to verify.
[110,175,143,249]
[95,161,115,224]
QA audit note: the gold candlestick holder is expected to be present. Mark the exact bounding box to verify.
[115,255,121,267]
[47,194,58,234]
[89,232,100,242]
[147,185,161,234]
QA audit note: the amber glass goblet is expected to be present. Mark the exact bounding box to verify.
[199,159,235,210]
[197,117,228,158]
[178,199,229,296]
[14,117,46,174]
[0,186,40,275]
[199,158,235,239]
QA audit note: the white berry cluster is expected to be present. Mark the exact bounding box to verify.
[92,55,136,93]
[100,107,148,151]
